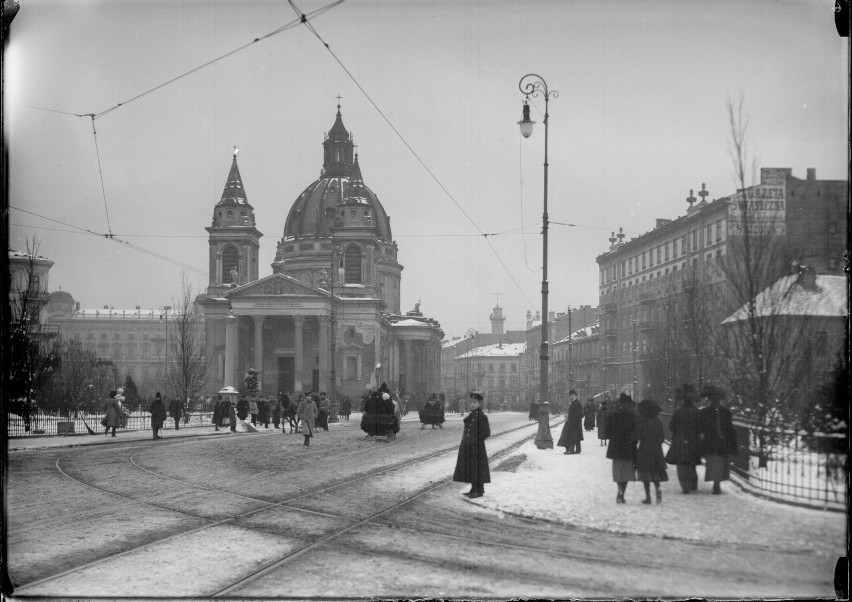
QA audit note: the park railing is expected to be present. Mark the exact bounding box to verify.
[660,411,846,512]
[7,410,215,438]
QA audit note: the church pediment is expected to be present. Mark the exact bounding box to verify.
[224,273,330,299]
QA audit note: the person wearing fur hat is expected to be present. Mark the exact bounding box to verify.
[698,385,737,494]
[606,393,637,503]
[667,384,701,493]
[453,392,491,498]
[635,398,668,504]
[297,394,318,447]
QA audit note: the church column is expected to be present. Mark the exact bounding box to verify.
[400,339,409,394]
[224,314,237,388]
[253,316,265,391]
[318,315,329,393]
[294,315,304,393]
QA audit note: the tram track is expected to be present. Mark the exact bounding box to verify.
[12,419,543,595]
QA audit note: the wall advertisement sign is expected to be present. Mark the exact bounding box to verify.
[727,183,786,236]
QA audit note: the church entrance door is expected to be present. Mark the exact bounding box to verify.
[278,357,295,394]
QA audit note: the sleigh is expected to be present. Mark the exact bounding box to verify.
[360,412,399,441]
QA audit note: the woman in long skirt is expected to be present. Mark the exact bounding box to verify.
[606,393,637,503]
[667,384,701,493]
[635,398,668,504]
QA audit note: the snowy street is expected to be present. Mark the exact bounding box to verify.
[6,412,843,598]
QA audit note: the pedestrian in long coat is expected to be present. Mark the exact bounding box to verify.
[453,392,491,498]
[583,398,596,431]
[339,397,352,420]
[667,384,701,494]
[596,401,608,445]
[635,398,668,504]
[557,391,584,454]
[606,393,637,503]
[102,390,121,437]
[698,385,737,494]
[149,392,167,439]
[167,397,182,430]
[316,394,330,431]
[248,397,259,426]
[297,394,318,447]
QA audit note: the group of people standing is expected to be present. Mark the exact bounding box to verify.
[604,385,737,504]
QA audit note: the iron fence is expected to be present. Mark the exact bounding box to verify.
[7,410,216,438]
[660,411,847,510]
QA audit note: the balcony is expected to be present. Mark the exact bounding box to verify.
[637,321,656,332]
[602,356,620,365]
[639,291,656,304]
[603,302,618,314]
[603,328,618,339]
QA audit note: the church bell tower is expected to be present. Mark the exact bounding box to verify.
[205,149,263,296]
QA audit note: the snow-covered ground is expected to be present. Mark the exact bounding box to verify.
[466,424,845,554]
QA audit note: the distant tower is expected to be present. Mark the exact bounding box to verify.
[205,149,262,295]
[490,303,505,335]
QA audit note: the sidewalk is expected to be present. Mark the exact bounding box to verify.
[6,410,461,452]
[466,424,845,555]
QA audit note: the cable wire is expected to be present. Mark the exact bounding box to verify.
[88,115,113,236]
[290,0,537,309]
[9,206,207,277]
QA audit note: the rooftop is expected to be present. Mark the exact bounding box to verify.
[457,343,526,359]
[722,274,848,323]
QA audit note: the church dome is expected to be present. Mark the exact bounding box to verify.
[282,107,392,242]
[48,290,74,305]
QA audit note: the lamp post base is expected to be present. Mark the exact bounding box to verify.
[534,401,553,449]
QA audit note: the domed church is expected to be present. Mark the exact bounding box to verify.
[198,105,444,400]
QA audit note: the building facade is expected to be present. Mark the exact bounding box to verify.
[455,343,525,410]
[197,106,444,399]
[595,167,847,402]
[551,323,602,406]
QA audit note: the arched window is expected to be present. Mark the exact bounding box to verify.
[344,246,362,284]
[222,246,239,283]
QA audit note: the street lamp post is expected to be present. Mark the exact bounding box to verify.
[329,245,345,420]
[518,73,558,450]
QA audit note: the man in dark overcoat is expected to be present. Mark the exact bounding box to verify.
[667,384,701,493]
[453,392,491,498]
[698,385,737,494]
[149,392,166,440]
[557,390,584,454]
[168,396,182,430]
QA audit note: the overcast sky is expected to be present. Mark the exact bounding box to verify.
[6,0,848,339]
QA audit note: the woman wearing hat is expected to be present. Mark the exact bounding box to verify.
[149,392,167,440]
[453,392,491,498]
[698,385,737,494]
[102,390,121,437]
[667,384,701,493]
[635,398,668,504]
[606,393,637,503]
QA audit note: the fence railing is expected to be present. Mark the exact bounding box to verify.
[7,410,215,438]
[659,411,847,511]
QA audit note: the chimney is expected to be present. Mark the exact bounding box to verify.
[136,305,141,310]
[103,305,109,310]
[806,168,816,182]
[526,310,533,330]
[656,218,672,229]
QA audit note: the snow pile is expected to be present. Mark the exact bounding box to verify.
[468,425,845,553]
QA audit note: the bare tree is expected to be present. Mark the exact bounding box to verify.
[7,237,59,430]
[164,273,210,410]
[41,338,117,417]
[718,93,818,465]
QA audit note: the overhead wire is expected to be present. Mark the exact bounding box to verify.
[290,0,538,309]
[9,206,207,277]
